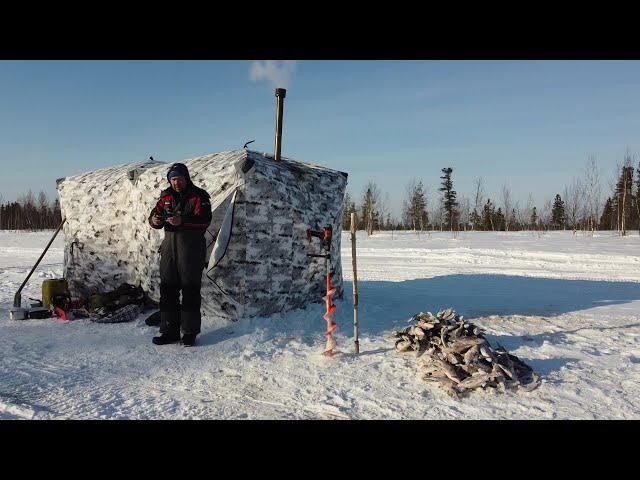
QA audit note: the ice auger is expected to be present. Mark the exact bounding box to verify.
[307,226,337,356]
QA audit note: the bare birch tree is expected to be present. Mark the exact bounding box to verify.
[501,183,513,232]
[582,155,601,234]
[540,198,553,231]
[512,199,525,230]
[431,199,445,232]
[563,177,585,232]
[458,196,470,231]
[379,192,391,231]
[471,177,485,230]
[521,193,535,230]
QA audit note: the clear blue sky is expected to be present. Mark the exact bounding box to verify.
[1,60,639,218]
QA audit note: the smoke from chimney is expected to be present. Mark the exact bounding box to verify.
[250,60,296,89]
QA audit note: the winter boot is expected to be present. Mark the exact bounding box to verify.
[181,334,197,347]
[152,332,181,345]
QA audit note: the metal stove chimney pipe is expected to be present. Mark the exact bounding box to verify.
[274,88,286,161]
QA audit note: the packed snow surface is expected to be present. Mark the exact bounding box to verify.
[1,230,639,419]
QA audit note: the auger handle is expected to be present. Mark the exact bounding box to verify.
[14,217,67,308]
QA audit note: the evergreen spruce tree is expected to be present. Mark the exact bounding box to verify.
[52,198,62,226]
[551,194,566,230]
[409,181,429,230]
[343,192,353,230]
[469,208,481,230]
[530,206,538,230]
[494,207,506,231]
[637,162,640,234]
[600,197,614,230]
[481,200,495,231]
[361,186,377,236]
[372,210,381,231]
[439,167,458,231]
[37,191,48,230]
[612,164,634,235]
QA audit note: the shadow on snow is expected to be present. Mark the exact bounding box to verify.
[197,274,640,350]
[334,274,640,336]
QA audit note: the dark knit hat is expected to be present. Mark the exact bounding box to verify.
[167,163,190,182]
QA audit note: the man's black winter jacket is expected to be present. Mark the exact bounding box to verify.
[148,182,212,232]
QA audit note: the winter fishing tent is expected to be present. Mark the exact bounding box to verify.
[57,149,348,321]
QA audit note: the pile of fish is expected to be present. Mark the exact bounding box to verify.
[393,308,540,398]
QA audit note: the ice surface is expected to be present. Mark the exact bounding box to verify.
[0,229,639,419]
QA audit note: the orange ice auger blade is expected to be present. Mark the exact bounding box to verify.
[307,226,337,357]
[323,272,337,356]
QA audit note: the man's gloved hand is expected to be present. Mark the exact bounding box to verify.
[152,213,163,226]
[166,215,182,226]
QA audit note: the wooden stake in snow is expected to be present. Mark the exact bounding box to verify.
[350,212,360,354]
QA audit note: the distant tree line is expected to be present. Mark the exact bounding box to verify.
[0,190,62,230]
[343,151,640,237]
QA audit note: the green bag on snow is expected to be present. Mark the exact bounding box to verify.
[87,283,145,313]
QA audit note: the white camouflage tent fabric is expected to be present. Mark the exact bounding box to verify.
[57,149,348,321]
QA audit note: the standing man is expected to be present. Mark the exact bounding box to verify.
[148,163,212,346]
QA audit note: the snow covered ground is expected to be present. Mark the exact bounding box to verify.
[1,229,639,419]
